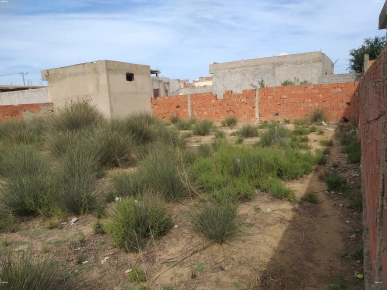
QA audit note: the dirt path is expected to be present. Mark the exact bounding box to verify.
[260,128,364,289]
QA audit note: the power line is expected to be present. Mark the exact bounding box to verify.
[0,72,22,77]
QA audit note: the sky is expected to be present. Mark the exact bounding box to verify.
[0,0,385,86]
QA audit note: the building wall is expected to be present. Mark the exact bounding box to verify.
[151,82,358,123]
[105,61,153,118]
[319,73,363,84]
[0,103,53,122]
[209,52,334,98]
[358,47,387,288]
[0,87,50,106]
[169,79,188,95]
[42,61,111,117]
[173,86,212,96]
[152,77,170,97]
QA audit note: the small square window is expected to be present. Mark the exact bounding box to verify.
[126,73,134,81]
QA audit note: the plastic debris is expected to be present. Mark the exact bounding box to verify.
[70,217,78,226]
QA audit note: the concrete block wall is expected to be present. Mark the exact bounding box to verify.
[0,103,53,122]
[0,87,50,106]
[358,48,387,288]
[209,52,334,99]
[319,73,363,84]
[152,83,359,123]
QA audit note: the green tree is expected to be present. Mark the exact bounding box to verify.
[348,36,386,73]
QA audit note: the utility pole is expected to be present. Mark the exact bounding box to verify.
[20,72,28,86]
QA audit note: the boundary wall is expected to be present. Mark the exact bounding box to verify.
[152,82,359,123]
[358,48,387,289]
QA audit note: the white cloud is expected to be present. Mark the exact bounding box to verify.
[0,0,385,85]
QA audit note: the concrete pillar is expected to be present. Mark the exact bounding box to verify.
[187,94,192,119]
[255,89,259,123]
[364,54,370,73]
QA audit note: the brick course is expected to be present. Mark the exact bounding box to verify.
[0,103,53,122]
[152,83,359,123]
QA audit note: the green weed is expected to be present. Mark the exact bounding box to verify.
[0,249,70,290]
[221,116,237,127]
[320,139,333,146]
[310,108,327,124]
[301,192,318,204]
[47,99,104,132]
[192,119,213,136]
[344,141,361,163]
[128,265,147,282]
[105,194,173,252]
[0,146,56,216]
[190,202,238,244]
[238,124,258,138]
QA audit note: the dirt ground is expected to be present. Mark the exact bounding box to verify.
[1,123,364,290]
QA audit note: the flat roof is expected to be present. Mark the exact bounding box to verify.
[0,85,46,92]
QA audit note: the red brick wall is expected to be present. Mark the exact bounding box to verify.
[151,90,256,122]
[259,82,359,122]
[0,103,53,122]
[359,48,387,285]
[152,83,359,123]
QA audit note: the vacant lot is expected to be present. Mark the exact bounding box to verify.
[0,104,363,289]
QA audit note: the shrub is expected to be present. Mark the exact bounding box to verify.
[0,206,16,233]
[213,181,256,202]
[257,121,271,129]
[309,125,317,133]
[190,202,238,244]
[281,79,296,86]
[92,125,135,168]
[293,119,311,126]
[317,128,325,135]
[221,116,237,127]
[47,99,104,132]
[154,125,185,148]
[310,108,327,124]
[238,124,258,138]
[260,178,294,199]
[197,144,213,158]
[315,149,328,165]
[301,191,318,204]
[293,126,310,136]
[93,220,105,234]
[128,265,147,282]
[325,171,347,191]
[0,250,69,290]
[105,194,173,252]
[192,142,314,200]
[45,130,84,157]
[170,115,180,124]
[0,146,56,216]
[320,139,333,147]
[57,141,100,215]
[139,147,189,200]
[260,124,290,147]
[344,141,361,163]
[111,170,145,198]
[214,129,226,139]
[192,119,213,136]
[235,137,244,144]
[0,120,42,145]
[175,119,192,130]
[110,113,157,145]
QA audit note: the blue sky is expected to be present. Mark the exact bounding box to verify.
[0,0,385,86]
